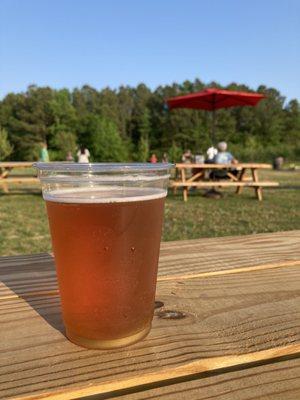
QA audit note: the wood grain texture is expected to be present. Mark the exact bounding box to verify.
[1,265,300,399]
[1,231,299,300]
[108,358,300,400]
[1,231,300,399]
[158,230,300,277]
[0,254,56,300]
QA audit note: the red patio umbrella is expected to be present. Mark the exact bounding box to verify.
[166,88,265,144]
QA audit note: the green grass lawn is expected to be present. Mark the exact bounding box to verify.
[0,169,299,255]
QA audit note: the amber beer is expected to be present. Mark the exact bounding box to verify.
[45,186,167,349]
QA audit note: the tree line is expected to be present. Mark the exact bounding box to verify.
[0,79,299,162]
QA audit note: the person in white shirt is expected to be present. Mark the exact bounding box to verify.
[77,146,90,163]
[206,146,218,162]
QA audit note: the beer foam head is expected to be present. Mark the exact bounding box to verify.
[43,186,167,203]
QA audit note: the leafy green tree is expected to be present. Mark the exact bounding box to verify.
[0,86,54,160]
[284,100,300,144]
[168,142,182,162]
[118,86,135,138]
[131,84,152,144]
[0,127,13,160]
[137,136,149,162]
[252,86,285,145]
[98,88,121,131]
[50,131,77,160]
[49,89,77,131]
[47,89,78,160]
[0,80,299,163]
[72,85,101,114]
[88,116,129,162]
[138,109,151,140]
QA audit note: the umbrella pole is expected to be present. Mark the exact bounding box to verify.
[211,109,216,145]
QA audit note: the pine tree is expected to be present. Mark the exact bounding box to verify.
[89,116,129,162]
[137,136,149,162]
[0,127,13,160]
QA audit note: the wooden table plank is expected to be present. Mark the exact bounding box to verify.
[171,181,278,187]
[0,162,34,168]
[158,230,300,278]
[1,264,300,399]
[109,357,300,400]
[175,163,272,169]
[1,231,299,300]
[0,162,37,193]
[2,177,38,183]
[173,163,276,201]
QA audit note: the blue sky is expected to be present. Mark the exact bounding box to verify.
[0,0,299,101]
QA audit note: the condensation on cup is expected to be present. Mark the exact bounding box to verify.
[34,162,173,349]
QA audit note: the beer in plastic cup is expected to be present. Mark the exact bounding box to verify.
[34,162,172,349]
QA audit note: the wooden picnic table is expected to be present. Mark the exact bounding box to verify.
[0,162,38,193]
[172,163,279,201]
[1,230,300,399]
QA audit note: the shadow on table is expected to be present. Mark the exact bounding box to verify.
[23,292,65,335]
[1,253,65,335]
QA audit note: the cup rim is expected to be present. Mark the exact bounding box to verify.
[34,162,174,173]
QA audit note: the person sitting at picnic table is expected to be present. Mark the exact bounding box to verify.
[182,149,193,163]
[206,146,218,163]
[162,152,169,163]
[150,153,158,163]
[210,141,238,179]
[214,141,238,164]
[181,149,194,180]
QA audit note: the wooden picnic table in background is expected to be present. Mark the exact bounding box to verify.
[0,162,38,193]
[172,163,279,201]
[1,230,300,399]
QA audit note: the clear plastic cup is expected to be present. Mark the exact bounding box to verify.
[35,162,172,349]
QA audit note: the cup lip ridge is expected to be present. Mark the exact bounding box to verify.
[33,162,174,173]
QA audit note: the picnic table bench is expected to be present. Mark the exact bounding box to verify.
[1,230,300,399]
[0,162,38,193]
[172,163,279,201]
